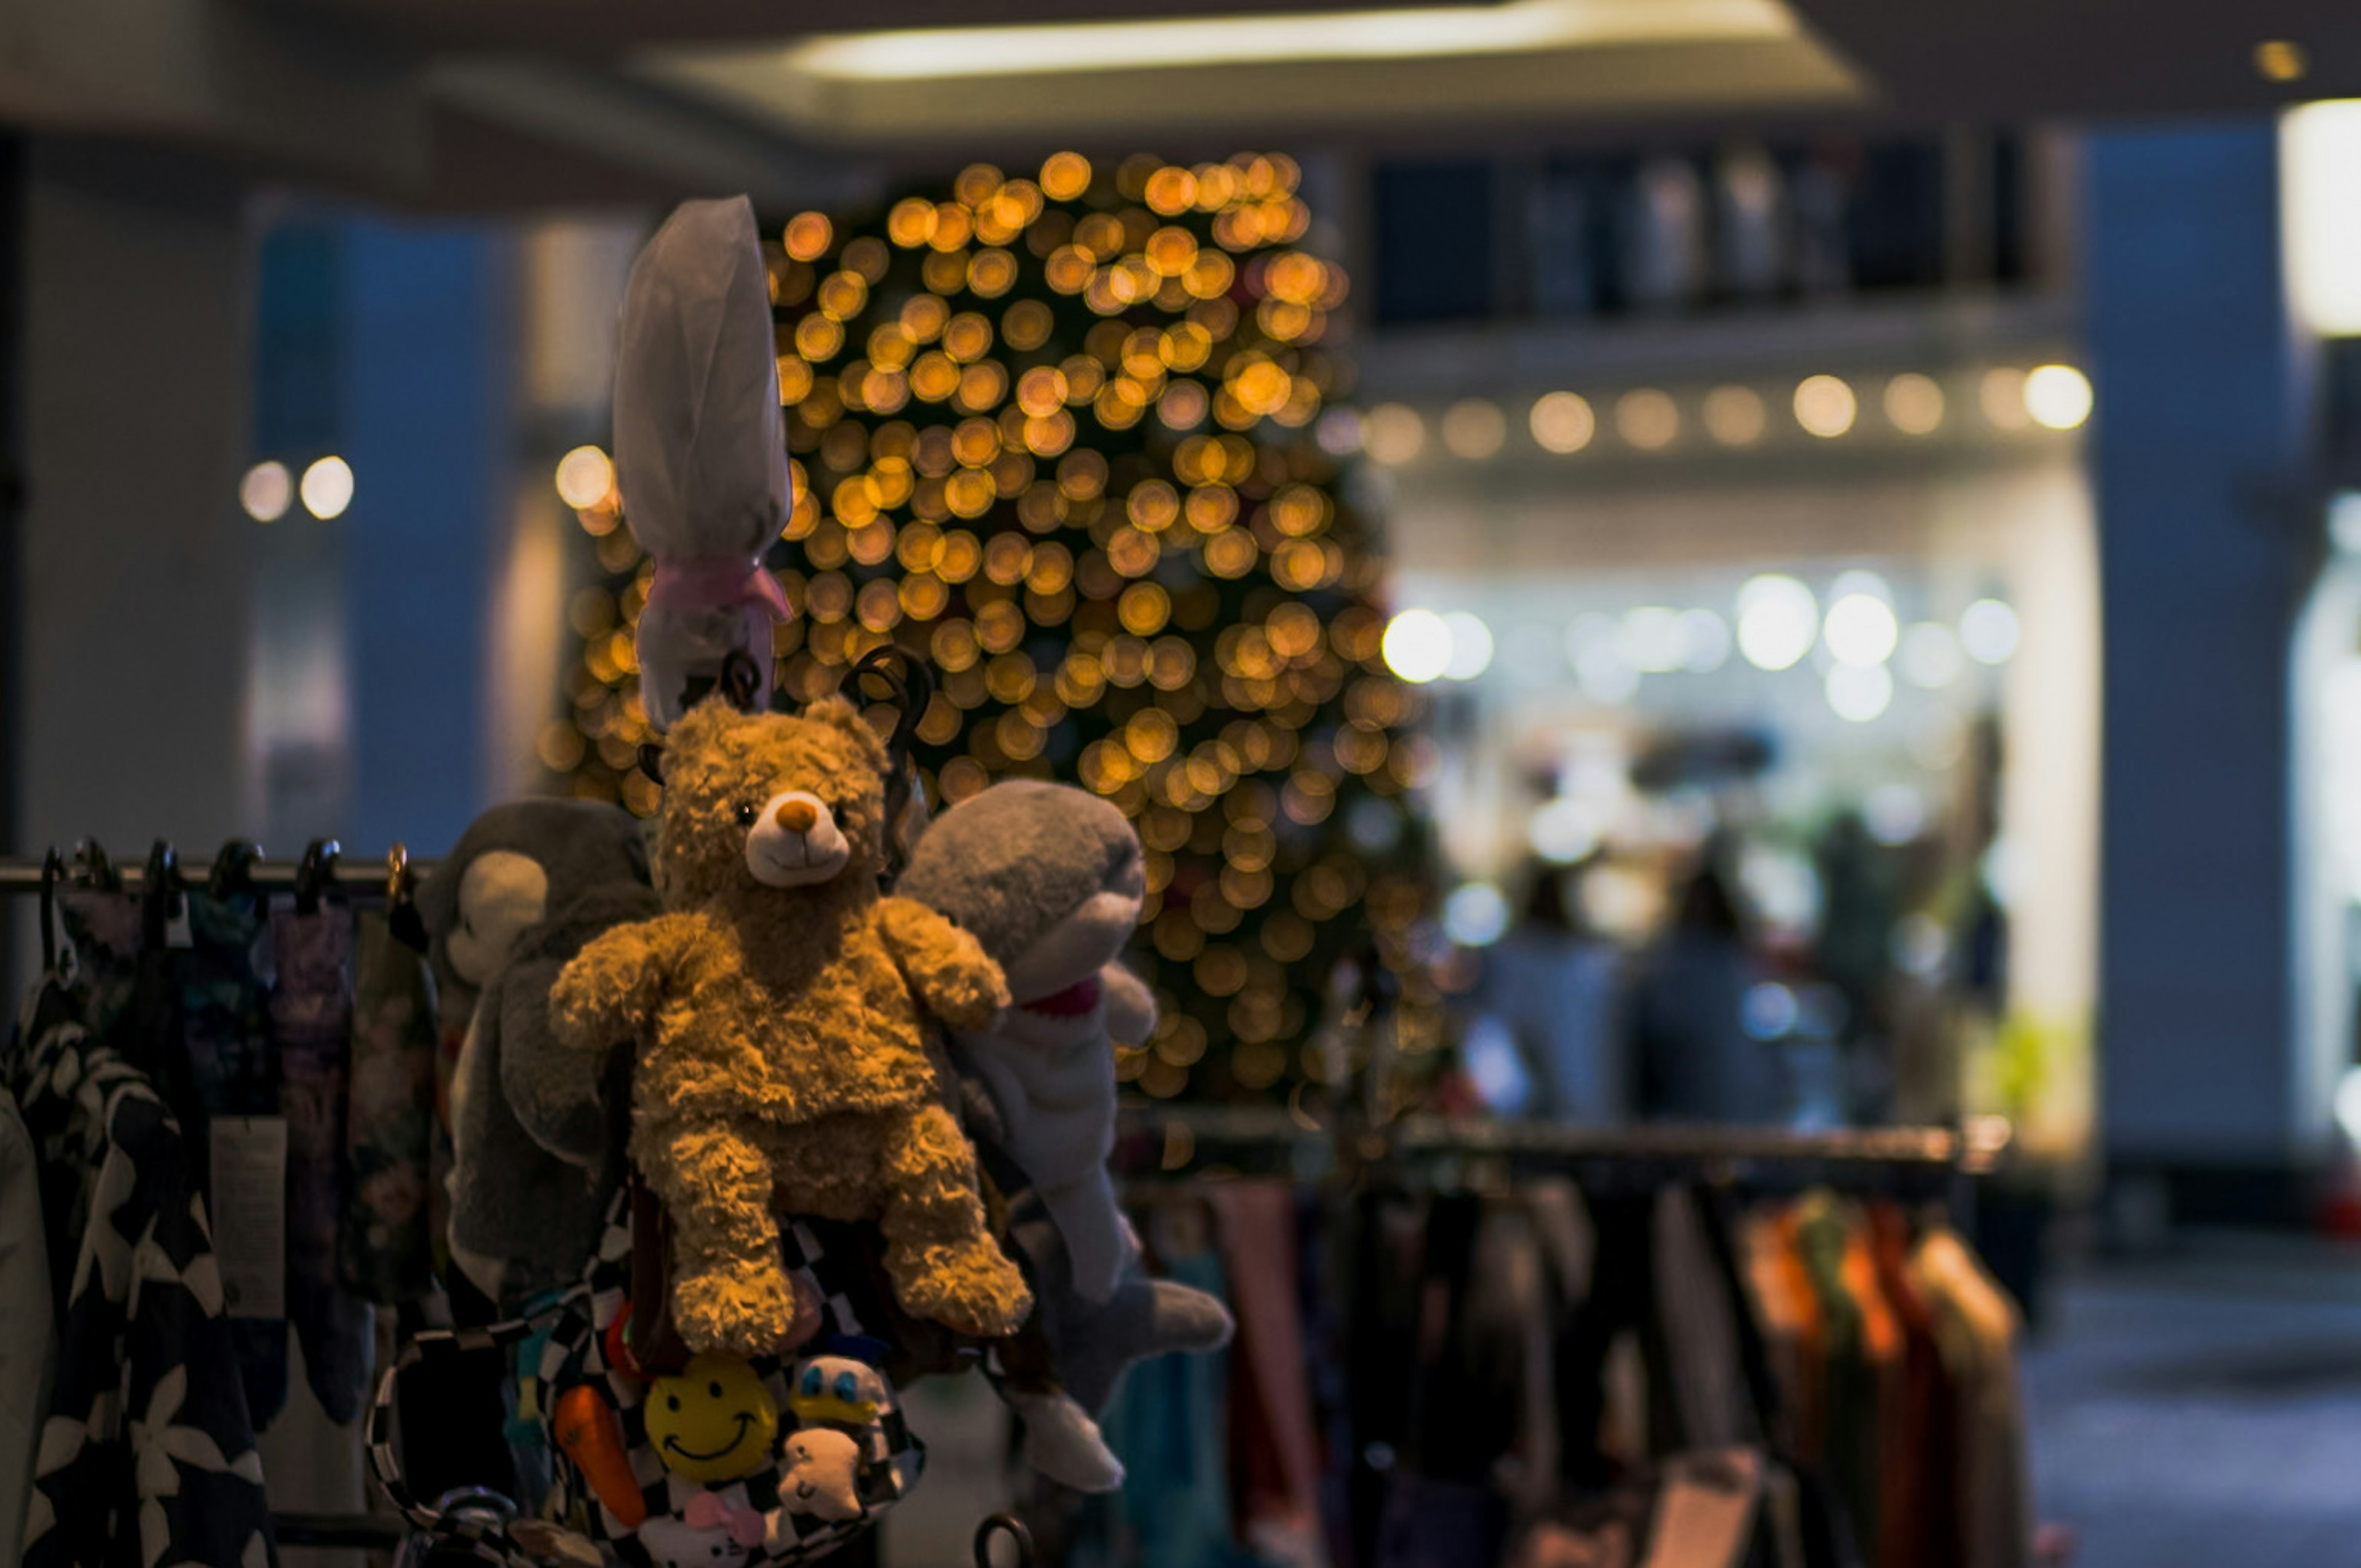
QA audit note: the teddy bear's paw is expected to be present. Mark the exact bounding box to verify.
[894,1242,1034,1339]
[673,1263,800,1358]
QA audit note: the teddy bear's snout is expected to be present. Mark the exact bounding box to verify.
[744,789,851,888]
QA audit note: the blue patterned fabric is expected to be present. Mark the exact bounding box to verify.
[10,974,278,1568]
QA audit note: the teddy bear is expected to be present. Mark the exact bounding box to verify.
[612,195,794,731]
[548,696,1030,1357]
[419,799,655,1302]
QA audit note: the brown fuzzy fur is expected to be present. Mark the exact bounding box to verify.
[548,696,1028,1356]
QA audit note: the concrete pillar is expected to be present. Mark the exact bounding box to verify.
[2086,125,2318,1194]
[18,140,258,867]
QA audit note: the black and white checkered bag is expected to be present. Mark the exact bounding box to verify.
[369,1191,925,1566]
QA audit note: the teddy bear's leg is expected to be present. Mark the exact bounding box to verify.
[638,1115,799,1357]
[872,1103,1034,1340]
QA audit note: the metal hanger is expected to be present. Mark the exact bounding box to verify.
[295,838,340,916]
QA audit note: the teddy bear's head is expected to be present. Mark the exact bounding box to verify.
[652,696,889,907]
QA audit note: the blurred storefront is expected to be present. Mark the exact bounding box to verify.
[1348,136,2098,1167]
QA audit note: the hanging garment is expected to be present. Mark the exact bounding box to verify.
[1553,1191,1676,1489]
[1793,1194,1882,1555]
[1210,1181,1329,1568]
[1652,1187,1759,1453]
[1746,1211,1824,1465]
[1,1085,58,1567]
[55,886,141,1054]
[1837,1218,1902,1560]
[1868,1205,1960,1568]
[1101,1240,1240,1568]
[339,910,439,1306]
[1910,1229,2030,1568]
[271,904,376,1424]
[10,975,277,1568]
[179,888,291,1430]
[1343,1190,1429,1568]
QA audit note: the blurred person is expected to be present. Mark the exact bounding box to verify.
[1479,863,1628,1122]
[1634,853,1786,1124]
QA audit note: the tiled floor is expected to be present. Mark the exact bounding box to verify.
[2024,1235,2361,1567]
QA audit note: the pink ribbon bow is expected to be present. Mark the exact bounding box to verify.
[644,556,793,623]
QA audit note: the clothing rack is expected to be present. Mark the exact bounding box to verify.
[0,852,439,896]
[1119,1103,2009,1188]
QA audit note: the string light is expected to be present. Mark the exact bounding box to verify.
[240,462,293,522]
[301,456,354,520]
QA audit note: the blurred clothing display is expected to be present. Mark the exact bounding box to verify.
[1070,1167,2027,1568]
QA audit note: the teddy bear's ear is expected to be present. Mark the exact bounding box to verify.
[804,695,890,766]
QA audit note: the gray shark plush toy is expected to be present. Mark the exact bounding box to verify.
[900,779,1234,1488]
[420,799,654,1301]
[899,778,1150,1302]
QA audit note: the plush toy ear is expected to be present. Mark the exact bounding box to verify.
[804,695,890,768]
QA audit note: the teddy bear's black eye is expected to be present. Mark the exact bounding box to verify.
[666,1394,681,1411]
[735,803,759,826]
[708,1381,724,1399]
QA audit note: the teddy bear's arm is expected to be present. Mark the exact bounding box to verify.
[547,913,700,1053]
[872,896,1011,1033]
[1102,963,1157,1047]
[874,1098,1033,1339]
[638,1115,802,1358]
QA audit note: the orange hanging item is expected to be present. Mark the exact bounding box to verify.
[554,1384,647,1527]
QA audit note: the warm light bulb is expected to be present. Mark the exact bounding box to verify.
[301,456,354,519]
[1793,374,1856,438]
[1735,575,1817,671]
[1529,392,1595,454]
[1382,608,1452,684]
[554,445,614,510]
[2023,364,2093,430]
[240,462,292,522]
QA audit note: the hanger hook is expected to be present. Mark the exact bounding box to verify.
[973,1514,1034,1568]
[141,840,179,943]
[296,838,340,916]
[848,645,935,873]
[39,846,63,973]
[210,840,264,901]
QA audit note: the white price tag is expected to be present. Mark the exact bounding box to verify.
[210,1116,287,1320]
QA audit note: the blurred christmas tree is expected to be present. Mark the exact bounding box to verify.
[548,151,1439,1103]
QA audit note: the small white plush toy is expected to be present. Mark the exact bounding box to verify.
[612,195,793,731]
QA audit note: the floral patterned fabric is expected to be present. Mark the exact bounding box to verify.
[177,891,289,1431]
[339,912,438,1305]
[10,974,277,1568]
[270,907,374,1422]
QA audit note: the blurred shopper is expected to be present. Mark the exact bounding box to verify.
[1634,854,1786,1124]
[1481,864,1628,1122]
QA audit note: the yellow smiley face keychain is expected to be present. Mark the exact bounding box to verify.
[643,1352,780,1483]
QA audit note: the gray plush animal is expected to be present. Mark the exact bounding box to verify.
[420,800,654,1300]
[900,780,1234,1488]
[898,779,1150,1303]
